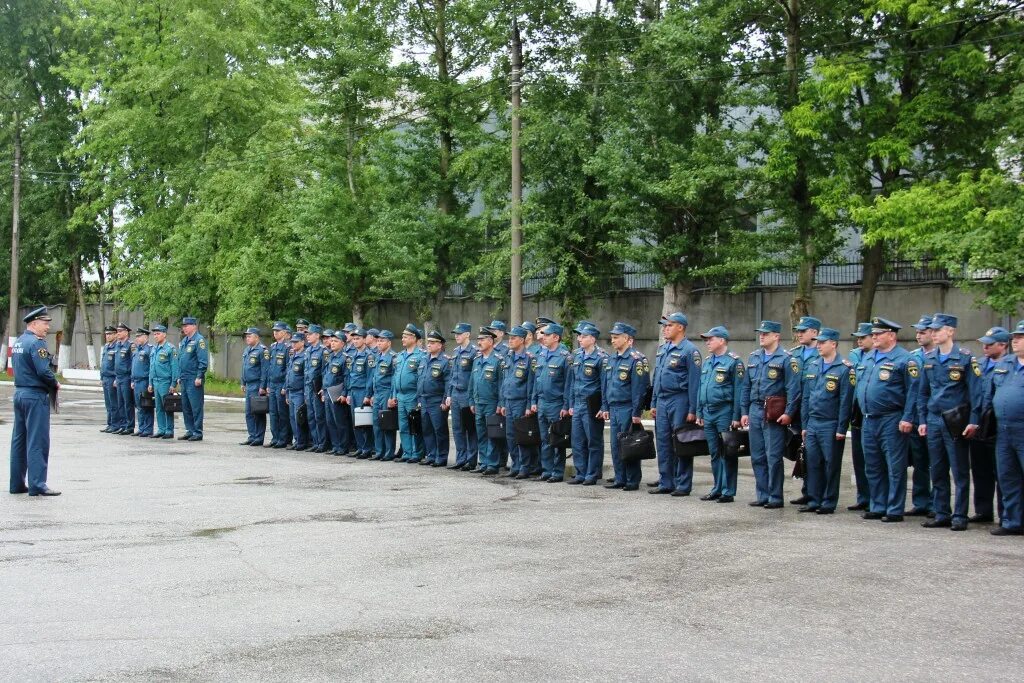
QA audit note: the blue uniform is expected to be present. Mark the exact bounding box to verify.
[848,347,871,507]
[602,347,650,488]
[971,355,1004,521]
[741,347,802,505]
[304,343,328,451]
[860,346,918,517]
[500,349,536,476]
[346,347,373,456]
[371,349,397,460]
[267,340,291,447]
[800,357,855,511]
[652,339,702,492]
[114,339,135,432]
[470,350,503,471]
[9,331,57,493]
[791,344,819,499]
[286,348,310,449]
[322,348,347,455]
[696,351,744,497]
[100,340,118,430]
[907,347,934,512]
[242,343,270,444]
[131,342,155,436]
[418,352,451,465]
[918,346,982,525]
[392,347,426,461]
[567,347,608,483]
[148,341,179,437]
[985,356,1024,531]
[178,332,209,438]
[531,346,571,479]
[448,342,479,468]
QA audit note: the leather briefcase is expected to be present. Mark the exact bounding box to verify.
[783,425,802,461]
[764,395,787,422]
[548,415,572,448]
[978,406,997,442]
[720,428,749,457]
[941,403,971,439]
[485,413,506,439]
[138,391,155,409]
[162,393,182,413]
[326,384,346,403]
[791,444,806,479]
[672,424,709,457]
[377,407,399,431]
[249,394,269,415]
[460,406,476,437]
[408,408,423,435]
[619,423,655,462]
[297,403,308,429]
[586,391,603,421]
[513,413,541,446]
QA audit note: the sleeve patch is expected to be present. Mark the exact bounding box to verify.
[199,340,207,350]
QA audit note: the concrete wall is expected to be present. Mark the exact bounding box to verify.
[15,283,1020,376]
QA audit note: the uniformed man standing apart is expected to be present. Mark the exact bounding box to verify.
[285,332,309,450]
[417,330,451,467]
[390,324,425,463]
[601,322,649,491]
[99,326,118,433]
[112,323,135,435]
[918,313,981,531]
[9,307,60,496]
[303,324,328,453]
[147,324,178,439]
[177,316,208,442]
[847,322,874,511]
[650,312,702,497]
[469,327,503,476]
[906,315,936,517]
[799,328,855,514]
[984,320,1024,535]
[789,316,821,506]
[130,328,155,437]
[345,328,374,459]
[860,317,918,522]
[695,326,743,503]
[499,326,536,479]
[266,322,292,449]
[321,330,347,456]
[530,322,571,482]
[445,323,478,470]
[972,326,1009,524]
[239,327,270,447]
[566,324,607,485]
[370,330,397,461]
[740,321,801,509]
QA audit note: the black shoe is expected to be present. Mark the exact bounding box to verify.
[649,487,672,495]
[881,515,904,523]
[101,427,112,433]
[604,483,625,489]
[547,477,563,483]
[969,514,994,524]
[239,440,254,446]
[188,436,203,442]
[990,527,1024,536]
[28,488,61,496]
[905,508,929,517]
[646,482,660,487]
[178,434,193,441]
[623,485,639,491]
[264,443,275,448]
[926,511,936,519]
[716,495,734,503]
[582,480,596,486]
[951,521,968,532]
[285,445,295,450]
[700,492,721,501]
[10,487,28,494]
[797,505,817,513]
[816,508,834,515]
[764,502,784,509]
[846,502,868,511]
[748,500,766,507]
[419,459,433,466]
[481,468,498,476]
[515,473,531,480]
[250,441,264,447]
[537,474,551,481]
[567,479,583,485]
[862,512,884,520]
[605,478,615,483]
[790,495,810,505]
[922,519,951,528]
[447,464,463,470]
[162,434,174,439]
[358,452,372,459]
[671,490,690,497]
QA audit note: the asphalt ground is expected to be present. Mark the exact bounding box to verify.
[1,384,1023,682]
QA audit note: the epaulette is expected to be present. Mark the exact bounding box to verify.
[842,359,852,367]
[960,346,972,355]
[630,350,643,360]
[728,352,740,360]
[789,345,802,353]
[558,348,569,356]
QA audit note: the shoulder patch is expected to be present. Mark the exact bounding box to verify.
[692,351,701,367]
[38,347,48,359]
[199,340,206,350]
[789,358,800,373]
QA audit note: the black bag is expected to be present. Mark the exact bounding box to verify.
[485,413,506,439]
[138,391,155,409]
[720,429,750,457]
[586,391,603,421]
[297,403,308,429]
[850,401,864,429]
[408,407,423,435]
[249,394,270,415]
[162,393,182,413]
[672,424,710,458]
[513,413,541,446]
[941,403,971,439]
[619,423,656,462]
[792,444,806,479]
[326,384,346,404]
[548,415,572,448]
[979,406,997,442]
[641,386,654,412]
[460,406,476,437]
[377,407,399,431]
[783,425,802,462]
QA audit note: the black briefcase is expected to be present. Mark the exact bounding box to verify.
[619,423,655,462]
[162,393,182,413]
[792,444,806,479]
[326,384,346,404]
[850,401,864,428]
[720,429,749,457]
[979,406,997,442]
[672,424,709,457]
[249,394,270,415]
[297,403,308,429]
[138,391,155,409]
[408,408,423,435]
[783,425,802,462]
[586,391,603,421]
[941,403,971,439]
[548,415,572,448]
[485,413,506,439]
[641,386,653,412]
[378,407,399,431]
[513,413,541,446]
[460,406,476,437]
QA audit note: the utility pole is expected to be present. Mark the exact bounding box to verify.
[509,17,524,327]
[4,110,21,375]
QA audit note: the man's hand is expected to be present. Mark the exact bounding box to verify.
[963,424,978,439]
[194,378,202,387]
[917,423,927,437]
[741,415,750,428]
[801,429,806,440]
[363,397,372,406]
[631,416,642,424]
[470,405,476,414]
[777,414,792,426]
[568,407,574,417]
[835,433,846,440]
[730,420,740,429]
[388,398,397,408]
[529,404,537,414]
[148,385,154,394]
[649,408,657,419]
[686,412,696,423]
[559,409,568,418]
[259,388,266,396]
[443,397,451,409]
[696,418,704,427]
[130,382,135,390]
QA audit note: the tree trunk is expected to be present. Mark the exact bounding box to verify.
[662,280,695,317]
[73,258,97,369]
[352,302,364,329]
[509,16,523,328]
[856,240,885,323]
[60,264,78,374]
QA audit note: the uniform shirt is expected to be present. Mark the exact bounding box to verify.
[241,343,270,390]
[907,346,932,425]
[100,341,117,380]
[495,340,510,361]
[286,349,306,392]
[531,345,571,410]
[527,342,543,356]
[131,343,154,381]
[800,355,855,430]
[447,343,477,397]
[651,338,701,414]
[469,350,503,405]
[985,356,1024,424]
[114,339,134,378]
[499,350,534,410]
[567,347,607,403]
[178,332,209,380]
[304,343,326,388]
[345,347,371,395]
[696,351,744,422]
[418,352,451,399]
[601,346,650,418]
[850,347,872,408]
[917,345,982,425]
[322,349,346,393]
[370,349,396,400]
[11,330,57,391]
[148,342,179,386]
[392,347,425,399]
[740,347,802,416]
[860,345,917,422]
[790,344,819,428]
[267,341,289,385]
